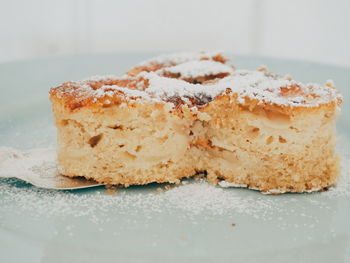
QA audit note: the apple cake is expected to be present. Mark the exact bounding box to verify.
[49,51,342,194]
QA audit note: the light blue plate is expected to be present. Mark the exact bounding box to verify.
[0,53,349,263]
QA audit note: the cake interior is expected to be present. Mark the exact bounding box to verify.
[53,96,339,193]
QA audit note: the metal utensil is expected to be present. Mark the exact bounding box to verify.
[0,147,102,190]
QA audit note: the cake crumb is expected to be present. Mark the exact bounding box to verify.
[105,184,118,195]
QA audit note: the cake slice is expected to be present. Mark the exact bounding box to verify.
[49,51,342,193]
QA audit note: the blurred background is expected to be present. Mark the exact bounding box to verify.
[0,0,349,66]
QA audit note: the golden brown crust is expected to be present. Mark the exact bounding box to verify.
[50,77,146,111]
[50,51,342,116]
[203,93,341,117]
[50,80,341,118]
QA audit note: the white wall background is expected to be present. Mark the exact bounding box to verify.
[0,0,349,66]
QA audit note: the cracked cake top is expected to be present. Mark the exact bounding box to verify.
[50,51,342,114]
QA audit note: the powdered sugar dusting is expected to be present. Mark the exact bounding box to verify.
[145,72,200,99]
[0,178,271,224]
[52,52,342,109]
[142,70,341,107]
[0,147,274,223]
[0,147,349,224]
[94,85,150,100]
[164,60,234,78]
[164,180,272,215]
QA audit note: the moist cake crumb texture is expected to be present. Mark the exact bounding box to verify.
[49,51,342,194]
